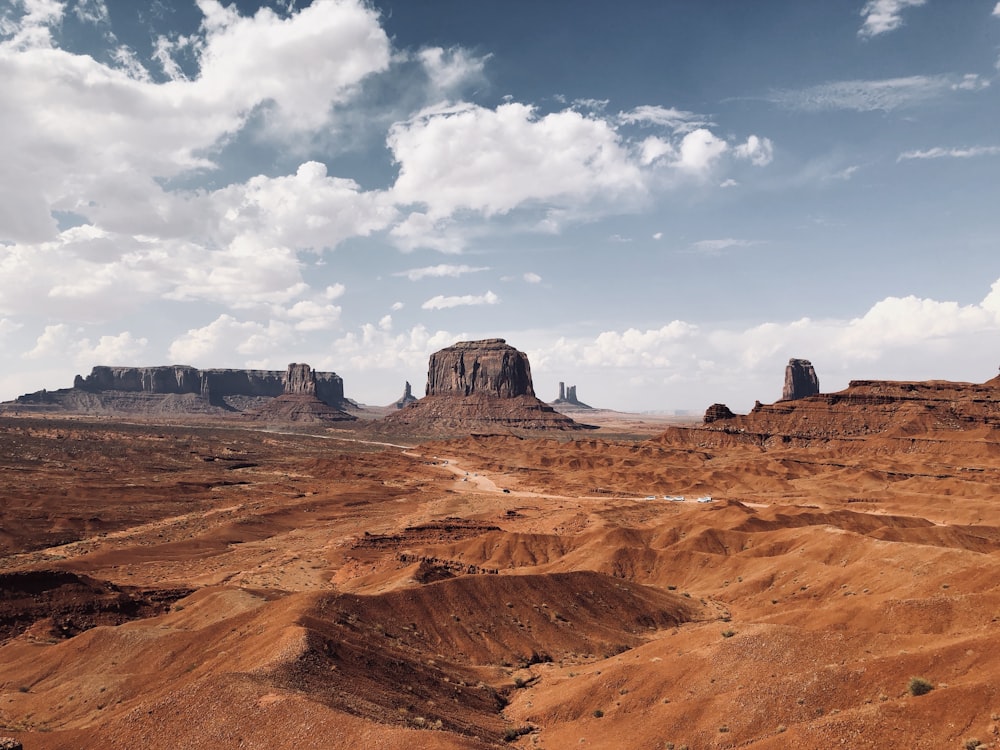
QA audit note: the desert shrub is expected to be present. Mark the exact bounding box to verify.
[908,677,934,696]
[721,629,736,638]
[963,739,982,750]
[593,709,604,718]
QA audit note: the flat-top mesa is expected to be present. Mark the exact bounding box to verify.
[384,338,594,432]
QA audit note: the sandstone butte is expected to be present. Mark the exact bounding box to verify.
[2,362,1000,749]
[381,338,594,433]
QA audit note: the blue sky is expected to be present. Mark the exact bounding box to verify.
[1,0,999,412]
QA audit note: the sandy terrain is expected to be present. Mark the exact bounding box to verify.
[1,407,999,749]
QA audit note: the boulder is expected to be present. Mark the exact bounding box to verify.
[781,358,820,401]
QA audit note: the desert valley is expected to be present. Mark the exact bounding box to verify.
[2,340,1000,750]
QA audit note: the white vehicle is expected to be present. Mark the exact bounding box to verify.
[644,495,657,500]
[695,495,714,503]
[664,495,685,502]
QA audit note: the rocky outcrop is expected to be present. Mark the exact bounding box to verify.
[703,403,736,423]
[0,739,23,750]
[382,339,593,434]
[551,382,593,410]
[781,358,820,401]
[426,339,534,398]
[283,363,317,395]
[392,381,418,410]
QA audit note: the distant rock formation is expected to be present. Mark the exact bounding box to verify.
[781,358,820,401]
[703,403,736,423]
[392,381,418,410]
[685,376,1000,445]
[382,339,593,433]
[71,364,346,408]
[10,363,350,416]
[551,381,592,410]
[244,363,355,423]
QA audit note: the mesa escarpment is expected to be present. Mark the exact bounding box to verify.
[689,375,1000,446]
[10,363,350,416]
[382,339,593,433]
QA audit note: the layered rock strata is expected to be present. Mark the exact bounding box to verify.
[684,375,1000,446]
[383,339,592,432]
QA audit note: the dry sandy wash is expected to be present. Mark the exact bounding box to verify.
[1,395,1000,749]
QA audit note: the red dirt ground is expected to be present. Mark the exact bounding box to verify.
[1,391,999,749]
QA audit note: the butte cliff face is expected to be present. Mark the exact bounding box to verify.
[426,339,535,398]
[383,339,592,433]
[781,358,820,401]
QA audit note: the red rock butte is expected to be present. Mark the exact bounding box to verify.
[382,338,594,433]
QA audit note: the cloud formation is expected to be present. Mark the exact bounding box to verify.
[858,0,926,38]
[768,75,971,112]
[396,264,491,281]
[898,145,1000,161]
[421,291,500,310]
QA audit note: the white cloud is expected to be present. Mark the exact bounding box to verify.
[167,314,293,363]
[858,0,926,38]
[674,128,729,174]
[952,74,990,91]
[994,2,1000,17]
[523,272,542,284]
[767,75,971,112]
[23,323,147,366]
[898,145,1000,161]
[395,263,491,281]
[388,102,646,220]
[617,105,714,133]
[421,290,500,310]
[418,46,489,96]
[734,135,774,166]
[325,283,346,300]
[720,178,739,188]
[652,232,663,240]
[0,1,391,244]
[390,301,405,311]
[691,238,762,254]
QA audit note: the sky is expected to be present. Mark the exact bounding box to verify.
[1,0,1000,413]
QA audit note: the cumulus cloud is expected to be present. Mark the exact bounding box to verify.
[388,102,646,220]
[673,129,729,174]
[858,0,926,38]
[897,145,1000,161]
[734,135,774,166]
[167,314,293,363]
[421,290,500,310]
[23,324,147,366]
[523,272,542,284]
[395,264,491,281]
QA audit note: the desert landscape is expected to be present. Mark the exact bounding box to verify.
[0,342,999,750]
